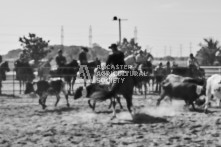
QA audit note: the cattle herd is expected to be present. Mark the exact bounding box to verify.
[24,66,221,120]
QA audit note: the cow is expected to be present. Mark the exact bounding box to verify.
[204,74,221,113]
[74,83,123,110]
[156,82,205,110]
[156,74,206,110]
[25,80,69,109]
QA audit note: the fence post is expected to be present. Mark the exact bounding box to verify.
[13,65,15,97]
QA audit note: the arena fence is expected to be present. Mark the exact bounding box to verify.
[1,66,220,96]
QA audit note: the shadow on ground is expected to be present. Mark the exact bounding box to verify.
[112,113,169,125]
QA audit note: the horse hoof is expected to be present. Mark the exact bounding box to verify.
[67,103,70,107]
[42,105,47,109]
[110,116,117,120]
[156,101,160,106]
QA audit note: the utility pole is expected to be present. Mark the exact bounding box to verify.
[89,25,92,48]
[113,16,127,44]
[189,42,192,54]
[169,46,172,56]
[134,26,138,43]
[164,46,167,57]
[180,44,183,57]
[61,25,64,49]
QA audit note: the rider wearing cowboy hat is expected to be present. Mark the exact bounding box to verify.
[79,47,89,65]
[55,49,67,74]
[56,49,66,67]
[106,43,125,72]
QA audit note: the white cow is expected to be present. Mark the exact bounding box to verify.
[205,74,221,112]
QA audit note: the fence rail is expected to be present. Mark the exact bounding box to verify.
[200,66,221,78]
[1,66,221,96]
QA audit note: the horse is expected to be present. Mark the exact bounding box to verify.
[14,60,35,94]
[50,59,80,93]
[0,61,10,95]
[89,70,145,119]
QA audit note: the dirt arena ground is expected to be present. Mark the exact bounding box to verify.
[1,93,221,147]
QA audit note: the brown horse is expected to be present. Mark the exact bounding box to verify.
[50,59,80,93]
[89,70,144,119]
[0,61,10,95]
[14,60,35,94]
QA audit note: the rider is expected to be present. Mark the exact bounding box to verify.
[18,49,34,79]
[19,49,31,64]
[106,43,125,73]
[79,47,89,65]
[187,53,200,75]
[55,49,67,75]
[0,55,6,81]
[154,62,165,92]
[78,47,89,84]
[135,50,146,66]
[165,61,171,75]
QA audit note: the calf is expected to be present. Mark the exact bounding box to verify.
[74,83,123,110]
[25,80,69,109]
[156,82,205,110]
[204,74,221,112]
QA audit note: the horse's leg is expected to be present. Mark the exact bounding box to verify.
[19,80,22,94]
[61,84,70,107]
[123,93,135,119]
[84,78,87,87]
[72,76,76,93]
[55,94,61,107]
[108,99,112,109]
[116,96,123,109]
[40,92,48,109]
[110,98,117,120]
[156,92,167,106]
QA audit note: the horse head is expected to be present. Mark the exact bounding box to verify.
[68,59,80,68]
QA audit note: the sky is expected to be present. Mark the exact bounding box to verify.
[0,0,221,57]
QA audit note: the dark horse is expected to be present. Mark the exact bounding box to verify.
[89,70,145,119]
[80,59,101,87]
[50,59,80,93]
[14,60,35,94]
[171,66,205,79]
[0,61,10,95]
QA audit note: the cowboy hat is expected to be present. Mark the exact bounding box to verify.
[108,43,117,49]
[58,49,62,53]
[81,47,89,52]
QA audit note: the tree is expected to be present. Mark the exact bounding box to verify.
[196,38,221,66]
[19,33,50,65]
[118,38,141,57]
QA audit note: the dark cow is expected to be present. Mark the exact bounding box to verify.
[171,67,205,79]
[74,83,123,110]
[156,74,206,110]
[25,80,69,109]
[157,82,205,110]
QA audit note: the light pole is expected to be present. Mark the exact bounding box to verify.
[113,16,127,44]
